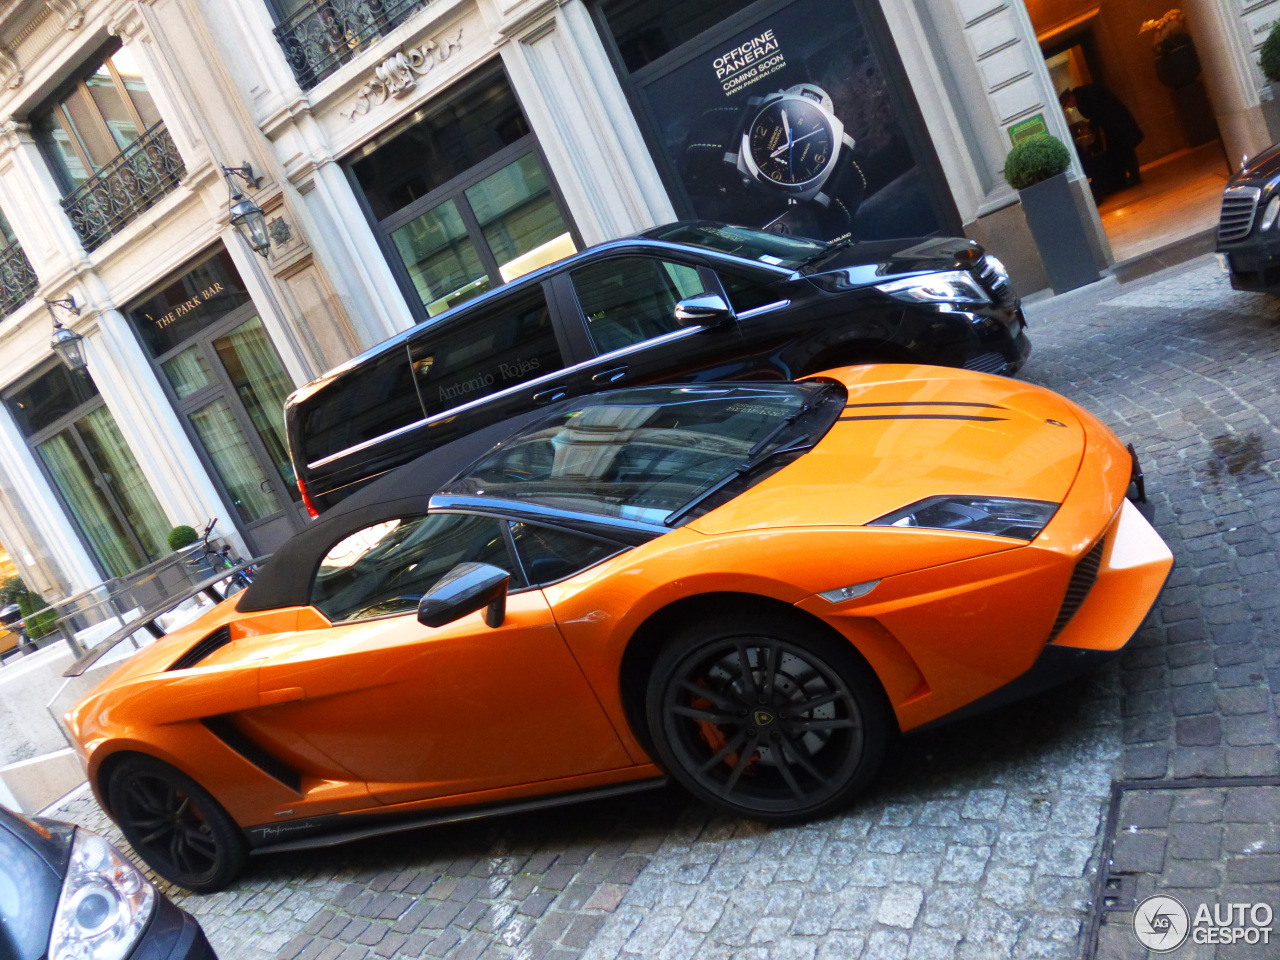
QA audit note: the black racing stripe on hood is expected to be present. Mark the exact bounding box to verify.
[839,414,1009,422]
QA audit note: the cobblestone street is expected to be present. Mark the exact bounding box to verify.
[53,257,1280,960]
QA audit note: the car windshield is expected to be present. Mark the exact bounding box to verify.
[440,384,833,526]
[644,224,825,268]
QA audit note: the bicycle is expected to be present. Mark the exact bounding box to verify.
[187,518,255,594]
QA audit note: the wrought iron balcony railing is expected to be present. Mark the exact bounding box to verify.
[0,240,37,319]
[273,0,430,90]
[60,123,186,253]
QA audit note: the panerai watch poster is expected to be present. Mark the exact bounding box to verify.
[637,0,943,243]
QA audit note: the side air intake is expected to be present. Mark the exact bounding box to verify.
[201,716,302,793]
[168,625,233,671]
[1047,539,1106,642]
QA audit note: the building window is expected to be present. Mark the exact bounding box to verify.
[31,42,184,251]
[349,64,578,319]
[6,366,169,580]
[0,210,38,320]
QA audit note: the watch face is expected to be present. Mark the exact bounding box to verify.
[746,97,836,187]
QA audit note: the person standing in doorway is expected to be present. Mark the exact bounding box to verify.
[1060,85,1145,193]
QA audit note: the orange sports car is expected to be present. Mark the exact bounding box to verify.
[65,365,1172,891]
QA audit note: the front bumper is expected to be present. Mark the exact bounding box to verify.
[917,499,1173,729]
[131,896,218,960]
[1218,241,1280,292]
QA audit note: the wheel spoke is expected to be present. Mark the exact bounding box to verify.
[771,739,807,800]
[128,781,165,816]
[186,829,217,859]
[678,679,738,712]
[762,644,778,702]
[778,730,831,787]
[736,645,757,701]
[698,729,748,774]
[671,704,739,724]
[140,824,174,845]
[784,717,857,732]
[722,735,759,797]
[780,691,846,717]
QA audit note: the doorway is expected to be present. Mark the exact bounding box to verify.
[157,306,306,554]
[1030,2,1232,262]
[126,248,307,556]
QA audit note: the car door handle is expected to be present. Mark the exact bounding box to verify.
[591,365,629,385]
[533,386,569,404]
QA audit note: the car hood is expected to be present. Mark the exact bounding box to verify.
[1234,141,1280,185]
[691,364,1087,537]
[0,808,70,960]
[799,236,985,290]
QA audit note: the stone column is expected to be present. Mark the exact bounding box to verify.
[496,0,677,245]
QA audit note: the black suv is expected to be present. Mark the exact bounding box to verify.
[289,222,1030,512]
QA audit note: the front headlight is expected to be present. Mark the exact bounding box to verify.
[1261,196,1280,232]
[49,829,156,960]
[869,496,1059,540]
[875,271,991,305]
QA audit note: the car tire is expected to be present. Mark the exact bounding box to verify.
[645,609,891,822]
[107,754,248,892]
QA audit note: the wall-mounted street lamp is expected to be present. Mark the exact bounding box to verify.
[221,163,271,258]
[46,297,87,372]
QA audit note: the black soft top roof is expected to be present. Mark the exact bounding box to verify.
[236,410,545,613]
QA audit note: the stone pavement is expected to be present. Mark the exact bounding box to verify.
[52,259,1280,960]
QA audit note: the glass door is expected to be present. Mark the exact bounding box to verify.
[157,305,306,556]
[35,414,169,579]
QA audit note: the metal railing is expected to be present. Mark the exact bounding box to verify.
[273,0,431,89]
[0,241,37,319]
[0,535,253,668]
[60,123,186,252]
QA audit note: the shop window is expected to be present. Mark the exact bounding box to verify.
[349,65,578,319]
[570,258,704,353]
[596,0,760,73]
[590,0,956,244]
[7,368,169,579]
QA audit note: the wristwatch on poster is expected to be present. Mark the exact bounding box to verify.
[685,83,864,217]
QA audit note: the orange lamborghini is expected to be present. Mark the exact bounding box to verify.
[65,366,1172,891]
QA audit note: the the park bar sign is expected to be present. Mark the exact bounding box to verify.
[144,281,226,329]
[125,249,253,358]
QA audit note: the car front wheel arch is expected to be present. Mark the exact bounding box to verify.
[619,593,895,757]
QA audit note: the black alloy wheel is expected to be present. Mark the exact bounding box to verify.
[107,755,247,892]
[646,610,890,820]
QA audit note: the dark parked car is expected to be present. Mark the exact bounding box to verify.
[1217,142,1280,291]
[0,805,216,959]
[288,222,1031,513]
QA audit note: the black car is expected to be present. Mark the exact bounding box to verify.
[1216,142,1280,291]
[0,805,216,960]
[289,222,1031,512]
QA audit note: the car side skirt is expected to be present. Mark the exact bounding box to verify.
[246,777,669,854]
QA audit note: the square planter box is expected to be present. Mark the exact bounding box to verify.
[1019,172,1102,294]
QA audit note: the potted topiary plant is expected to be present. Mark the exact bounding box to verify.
[167,524,199,551]
[1004,133,1100,294]
[1259,23,1280,143]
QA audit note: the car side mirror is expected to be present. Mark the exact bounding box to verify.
[674,293,736,328]
[417,562,509,629]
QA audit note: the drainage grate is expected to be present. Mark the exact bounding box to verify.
[1082,776,1280,959]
